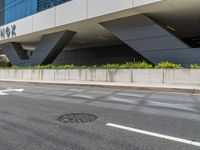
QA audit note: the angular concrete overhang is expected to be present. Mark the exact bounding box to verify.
[0,0,163,50]
[137,0,200,39]
[0,0,199,50]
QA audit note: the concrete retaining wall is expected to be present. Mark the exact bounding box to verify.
[0,69,199,85]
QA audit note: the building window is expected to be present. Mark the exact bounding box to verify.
[37,0,70,11]
[0,0,71,26]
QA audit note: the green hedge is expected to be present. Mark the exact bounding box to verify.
[0,61,200,69]
[155,61,182,69]
[102,62,153,69]
[190,64,200,69]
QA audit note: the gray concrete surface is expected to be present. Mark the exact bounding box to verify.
[1,69,200,85]
[0,82,200,150]
[1,80,200,94]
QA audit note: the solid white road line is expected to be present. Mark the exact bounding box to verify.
[106,123,200,147]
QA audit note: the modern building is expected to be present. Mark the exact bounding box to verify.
[0,0,4,26]
[0,0,199,67]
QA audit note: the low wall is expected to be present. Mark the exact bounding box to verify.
[0,69,200,85]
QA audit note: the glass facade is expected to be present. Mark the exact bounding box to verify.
[0,0,70,26]
[37,0,69,11]
[5,0,37,24]
[0,0,5,25]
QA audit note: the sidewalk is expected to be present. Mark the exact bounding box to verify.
[1,79,200,94]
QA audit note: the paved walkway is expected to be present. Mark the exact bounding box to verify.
[1,79,200,94]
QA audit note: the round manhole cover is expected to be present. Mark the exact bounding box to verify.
[57,113,97,123]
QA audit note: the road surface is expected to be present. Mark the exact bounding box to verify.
[0,82,200,150]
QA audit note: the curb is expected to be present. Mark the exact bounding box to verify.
[0,79,199,94]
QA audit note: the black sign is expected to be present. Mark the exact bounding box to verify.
[0,24,16,39]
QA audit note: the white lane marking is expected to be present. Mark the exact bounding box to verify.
[0,89,24,95]
[106,123,200,147]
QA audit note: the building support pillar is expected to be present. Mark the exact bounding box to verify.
[1,30,76,66]
[101,14,200,66]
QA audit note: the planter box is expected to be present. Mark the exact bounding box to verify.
[132,69,164,84]
[164,69,200,84]
[87,69,107,81]
[107,69,132,82]
[0,69,200,85]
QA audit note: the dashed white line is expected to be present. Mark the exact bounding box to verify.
[106,123,200,147]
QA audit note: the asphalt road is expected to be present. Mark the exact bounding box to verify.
[0,82,200,150]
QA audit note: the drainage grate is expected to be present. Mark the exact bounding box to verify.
[57,113,97,123]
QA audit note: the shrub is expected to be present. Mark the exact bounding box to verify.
[78,65,97,69]
[155,61,182,69]
[56,64,76,69]
[10,66,22,69]
[0,62,153,69]
[123,61,153,69]
[102,63,121,69]
[102,61,153,69]
[0,61,190,69]
[2,64,98,69]
[191,64,200,69]
[0,55,10,67]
